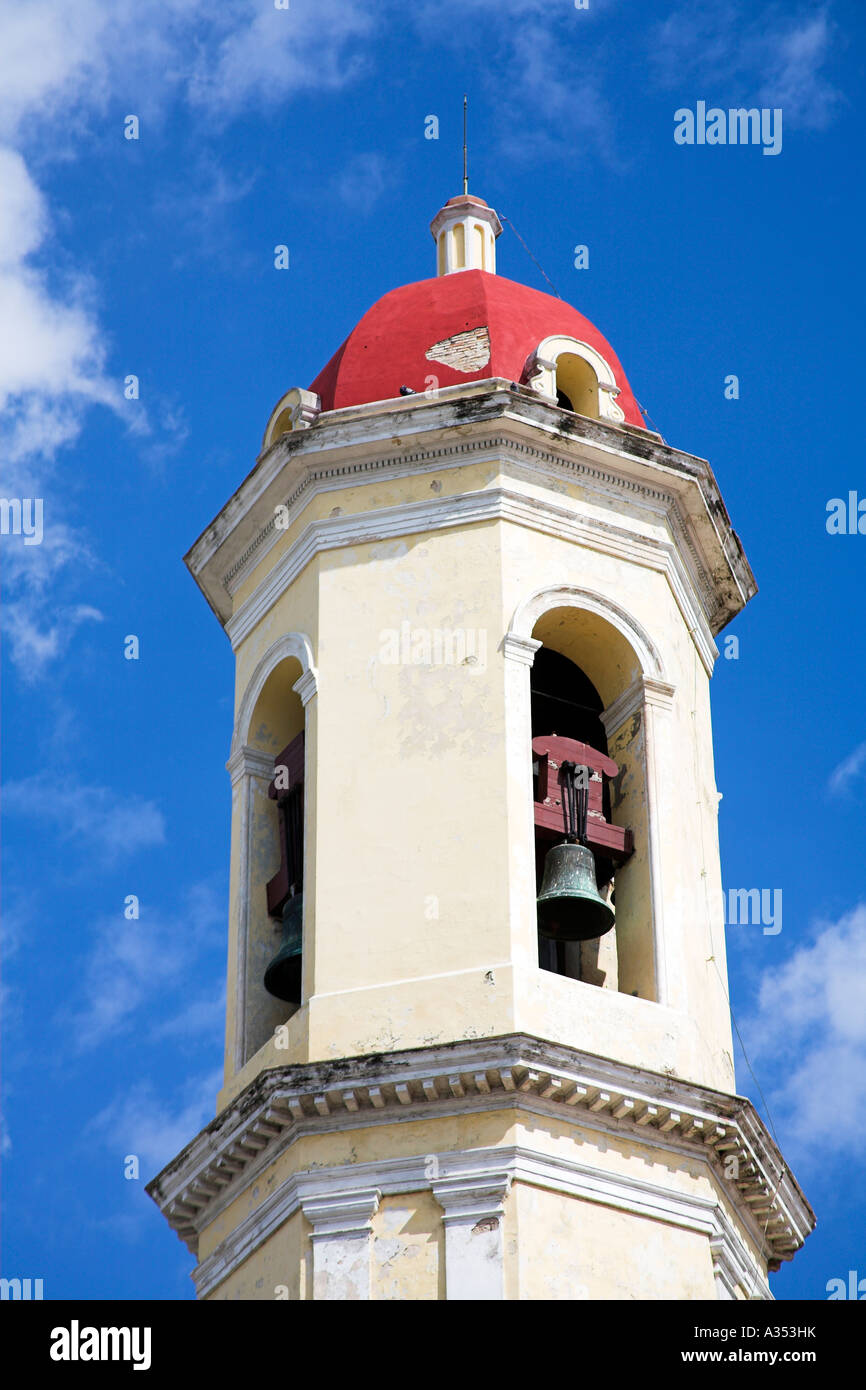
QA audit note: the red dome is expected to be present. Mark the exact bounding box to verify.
[309,269,645,428]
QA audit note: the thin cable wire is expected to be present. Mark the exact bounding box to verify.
[500,214,563,299]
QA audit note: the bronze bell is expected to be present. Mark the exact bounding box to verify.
[264,894,303,1002]
[537,839,614,941]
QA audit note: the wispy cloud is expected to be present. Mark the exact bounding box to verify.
[332,151,392,214]
[3,773,166,861]
[741,904,866,1161]
[65,880,224,1051]
[650,3,842,130]
[503,20,620,167]
[87,1067,223,1175]
[828,742,866,795]
[187,0,373,117]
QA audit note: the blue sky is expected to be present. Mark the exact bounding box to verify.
[1,0,864,1301]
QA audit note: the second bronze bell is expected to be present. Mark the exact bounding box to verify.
[264,894,303,1003]
[537,840,614,942]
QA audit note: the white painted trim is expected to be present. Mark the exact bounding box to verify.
[642,694,669,1007]
[186,386,755,643]
[221,428,683,600]
[227,639,315,1069]
[226,486,717,674]
[230,631,318,756]
[193,1142,770,1301]
[301,1189,380,1301]
[600,678,644,737]
[302,1188,381,1239]
[505,590,673,1006]
[224,746,274,1074]
[430,198,501,276]
[508,583,667,684]
[598,676,676,1008]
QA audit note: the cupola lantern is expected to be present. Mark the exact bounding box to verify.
[430,193,501,275]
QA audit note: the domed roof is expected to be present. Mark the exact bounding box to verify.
[309,269,645,428]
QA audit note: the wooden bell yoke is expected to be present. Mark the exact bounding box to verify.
[532,734,633,862]
[265,730,305,917]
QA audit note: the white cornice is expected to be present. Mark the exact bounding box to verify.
[147,1033,814,1280]
[185,388,755,642]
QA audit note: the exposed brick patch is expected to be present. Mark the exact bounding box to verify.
[425,326,491,373]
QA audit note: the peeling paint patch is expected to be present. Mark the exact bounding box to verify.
[425,326,491,373]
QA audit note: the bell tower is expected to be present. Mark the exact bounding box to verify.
[148,193,814,1300]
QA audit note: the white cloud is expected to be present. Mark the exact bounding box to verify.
[0,488,105,680]
[0,145,118,432]
[187,0,373,116]
[0,1,380,677]
[0,143,117,679]
[3,772,166,861]
[742,905,866,1159]
[828,741,866,795]
[760,11,842,127]
[0,1,372,138]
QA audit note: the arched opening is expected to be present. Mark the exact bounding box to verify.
[452,222,465,269]
[525,337,625,422]
[530,648,621,986]
[555,352,599,419]
[267,407,293,444]
[474,222,485,269]
[526,603,657,1002]
[243,657,306,1056]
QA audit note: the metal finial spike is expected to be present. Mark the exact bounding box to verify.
[463,94,468,195]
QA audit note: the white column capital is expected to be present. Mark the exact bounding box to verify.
[643,677,676,711]
[292,667,318,707]
[432,1172,511,1223]
[601,676,676,737]
[502,633,542,666]
[301,1188,380,1240]
[301,1188,380,1301]
[226,745,274,786]
[433,1171,510,1301]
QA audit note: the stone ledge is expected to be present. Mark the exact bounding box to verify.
[146,1033,814,1269]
